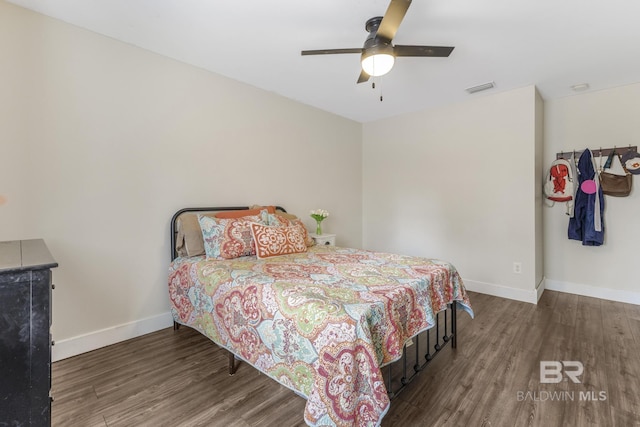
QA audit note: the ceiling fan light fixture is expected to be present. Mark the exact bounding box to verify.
[361,46,395,77]
[301,0,454,84]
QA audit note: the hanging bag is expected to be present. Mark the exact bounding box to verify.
[544,158,575,214]
[599,151,632,197]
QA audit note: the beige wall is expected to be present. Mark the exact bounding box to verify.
[544,82,640,302]
[363,86,542,302]
[0,2,363,357]
[4,0,639,360]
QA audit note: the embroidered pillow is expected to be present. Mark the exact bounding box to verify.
[249,223,307,259]
[266,214,315,247]
[198,214,262,259]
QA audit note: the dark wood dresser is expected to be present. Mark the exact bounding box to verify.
[0,239,58,426]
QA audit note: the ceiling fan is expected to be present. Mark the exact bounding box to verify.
[301,0,454,83]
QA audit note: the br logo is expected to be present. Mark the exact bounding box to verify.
[540,361,584,384]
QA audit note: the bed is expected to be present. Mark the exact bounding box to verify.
[167,206,473,427]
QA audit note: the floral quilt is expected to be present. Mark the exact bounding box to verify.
[168,245,473,427]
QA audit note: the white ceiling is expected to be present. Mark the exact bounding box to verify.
[8,0,640,122]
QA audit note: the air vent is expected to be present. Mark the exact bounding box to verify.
[465,81,495,94]
[571,83,590,92]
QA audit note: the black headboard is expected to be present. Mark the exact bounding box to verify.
[170,206,287,260]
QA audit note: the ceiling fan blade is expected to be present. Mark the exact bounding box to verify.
[377,0,412,42]
[301,48,363,56]
[394,45,454,57]
[357,70,370,84]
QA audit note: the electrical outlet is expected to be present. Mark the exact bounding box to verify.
[513,262,522,274]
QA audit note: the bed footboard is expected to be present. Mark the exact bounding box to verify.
[384,301,458,399]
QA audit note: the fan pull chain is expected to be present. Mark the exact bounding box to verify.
[377,78,384,102]
[371,77,383,102]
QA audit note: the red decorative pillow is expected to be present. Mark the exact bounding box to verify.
[249,223,307,259]
[199,214,262,259]
[219,216,263,259]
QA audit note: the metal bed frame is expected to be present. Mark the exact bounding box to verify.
[383,303,456,398]
[169,206,458,398]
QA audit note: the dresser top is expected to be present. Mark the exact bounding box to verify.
[0,239,58,273]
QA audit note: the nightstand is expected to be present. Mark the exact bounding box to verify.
[310,233,336,246]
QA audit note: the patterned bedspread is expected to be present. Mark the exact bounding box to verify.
[168,245,473,427]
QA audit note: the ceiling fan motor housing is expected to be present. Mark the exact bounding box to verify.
[363,17,393,52]
[365,16,384,34]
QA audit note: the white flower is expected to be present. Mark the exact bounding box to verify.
[310,209,329,219]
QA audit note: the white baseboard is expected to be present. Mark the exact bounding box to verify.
[52,311,174,362]
[536,277,546,303]
[463,279,539,304]
[544,279,640,306]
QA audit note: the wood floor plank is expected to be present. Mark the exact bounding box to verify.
[513,326,573,426]
[600,299,640,419]
[552,292,579,327]
[559,295,609,427]
[51,385,106,427]
[624,302,640,347]
[50,291,640,427]
[457,303,543,426]
[610,407,640,427]
[452,293,521,360]
[104,370,257,427]
[536,288,558,310]
[241,385,306,427]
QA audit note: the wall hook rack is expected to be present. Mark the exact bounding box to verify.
[556,145,638,160]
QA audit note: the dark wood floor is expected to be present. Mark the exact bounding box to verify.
[51,290,640,426]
